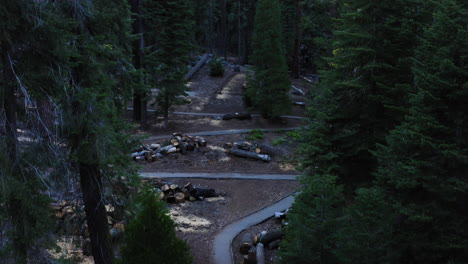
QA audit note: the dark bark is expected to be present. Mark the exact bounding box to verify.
[130,0,146,122]
[80,163,114,264]
[237,0,242,65]
[256,230,284,245]
[2,50,17,161]
[220,0,227,58]
[291,0,301,79]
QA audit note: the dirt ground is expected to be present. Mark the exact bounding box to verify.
[163,179,301,264]
[140,132,300,174]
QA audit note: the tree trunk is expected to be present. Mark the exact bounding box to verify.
[130,0,146,123]
[292,0,301,79]
[220,0,227,58]
[80,163,114,264]
[2,50,17,161]
[255,230,284,245]
[237,0,242,65]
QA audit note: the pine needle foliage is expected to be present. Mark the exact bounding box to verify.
[120,189,192,264]
[247,0,291,118]
[374,0,468,262]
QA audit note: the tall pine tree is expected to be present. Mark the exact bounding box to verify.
[145,0,194,128]
[246,0,291,118]
[374,0,468,262]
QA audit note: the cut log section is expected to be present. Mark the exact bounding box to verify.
[228,148,271,162]
[222,112,252,120]
[256,243,265,264]
[174,192,185,203]
[255,230,284,246]
[240,232,253,254]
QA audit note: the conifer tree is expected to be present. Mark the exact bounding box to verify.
[374,1,468,262]
[247,0,291,118]
[120,189,192,264]
[0,1,58,261]
[280,174,344,264]
[56,0,134,263]
[145,0,194,128]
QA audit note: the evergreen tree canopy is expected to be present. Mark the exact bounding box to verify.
[120,189,192,264]
[247,0,291,118]
[145,0,194,128]
[374,0,468,261]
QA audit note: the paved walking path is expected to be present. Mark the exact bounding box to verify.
[144,127,301,141]
[127,108,305,120]
[213,194,296,264]
[140,172,298,181]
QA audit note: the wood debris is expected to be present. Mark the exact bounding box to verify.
[131,132,207,162]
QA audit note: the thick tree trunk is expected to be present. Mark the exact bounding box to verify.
[2,50,17,161]
[80,163,114,264]
[237,0,242,65]
[292,0,301,79]
[220,0,227,58]
[130,0,146,123]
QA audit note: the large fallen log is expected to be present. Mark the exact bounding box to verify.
[255,230,284,245]
[256,243,265,264]
[185,54,209,81]
[222,112,252,120]
[228,148,271,162]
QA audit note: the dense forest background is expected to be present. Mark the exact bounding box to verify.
[0,0,466,263]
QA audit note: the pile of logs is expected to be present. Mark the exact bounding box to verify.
[239,230,285,264]
[131,133,207,162]
[152,181,217,203]
[224,141,274,162]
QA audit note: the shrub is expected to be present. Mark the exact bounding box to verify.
[209,57,224,77]
[119,189,192,264]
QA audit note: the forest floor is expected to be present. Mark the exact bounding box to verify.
[71,62,312,264]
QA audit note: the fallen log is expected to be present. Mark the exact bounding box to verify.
[293,101,306,107]
[185,54,209,81]
[240,232,253,254]
[268,239,281,250]
[191,187,217,198]
[291,85,306,96]
[228,148,271,162]
[255,230,284,246]
[257,144,276,157]
[256,243,265,264]
[222,112,252,120]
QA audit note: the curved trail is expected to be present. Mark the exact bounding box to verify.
[213,194,296,264]
[139,172,299,264]
[144,127,301,141]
